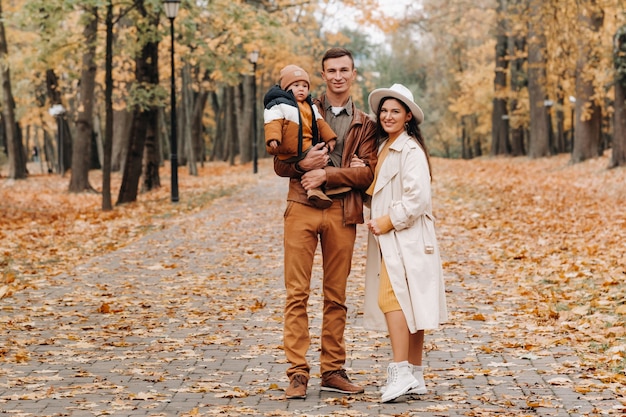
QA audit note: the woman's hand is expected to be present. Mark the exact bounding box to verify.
[367,216,393,236]
[367,219,382,236]
[350,154,367,168]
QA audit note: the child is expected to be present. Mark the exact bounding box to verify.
[263,64,344,209]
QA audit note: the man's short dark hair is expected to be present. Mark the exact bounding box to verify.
[321,48,354,71]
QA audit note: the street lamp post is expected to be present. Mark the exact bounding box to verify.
[164,0,180,202]
[48,104,66,175]
[249,50,259,174]
[544,99,555,153]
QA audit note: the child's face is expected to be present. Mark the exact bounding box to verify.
[288,81,309,102]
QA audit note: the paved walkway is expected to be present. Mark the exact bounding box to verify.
[0,162,622,416]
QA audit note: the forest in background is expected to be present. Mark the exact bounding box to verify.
[0,0,624,208]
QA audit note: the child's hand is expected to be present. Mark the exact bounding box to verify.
[268,140,278,149]
[327,139,336,153]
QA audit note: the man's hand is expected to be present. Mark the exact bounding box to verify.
[301,169,327,191]
[297,142,329,171]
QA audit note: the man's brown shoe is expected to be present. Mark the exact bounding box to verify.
[321,369,364,394]
[285,373,308,399]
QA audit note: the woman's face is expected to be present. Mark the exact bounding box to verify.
[379,98,412,138]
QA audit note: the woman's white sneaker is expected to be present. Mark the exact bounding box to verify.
[380,364,427,395]
[381,361,419,403]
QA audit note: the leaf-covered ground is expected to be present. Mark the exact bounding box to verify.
[0,154,625,416]
[0,162,254,299]
[430,153,626,377]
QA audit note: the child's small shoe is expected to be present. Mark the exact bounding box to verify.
[307,188,333,209]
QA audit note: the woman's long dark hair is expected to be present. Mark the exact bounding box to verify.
[375,97,432,179]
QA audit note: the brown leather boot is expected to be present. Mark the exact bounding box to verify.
[285,373,308,399]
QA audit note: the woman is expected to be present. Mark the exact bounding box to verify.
[361,84,448,403]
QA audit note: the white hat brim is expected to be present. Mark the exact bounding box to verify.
[368,88,424,124]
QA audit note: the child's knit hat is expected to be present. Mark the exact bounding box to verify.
[279,65,310,90]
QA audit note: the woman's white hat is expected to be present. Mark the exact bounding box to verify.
[368,83,424,124]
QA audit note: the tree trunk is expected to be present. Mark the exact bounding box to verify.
[220,86,236,163]
[46,69,72,173]
[191,75,210,167]
[612,80,626,168]
[554,93,566,153]
[110,14,132,173]
[181,60,197,175]
[141,107,160,192]
[69,6,97,193]
[226,86,238,165]
[33,126,45,173]
[234,83,245,162]
[118,108,147,204]
[117,0,159,205]
[111,110,132,171]
[236,76,254,164]
[0,0,26,179]
[210,90,224,161]
[92,114,103,168]
[140,24,160,195]
[461,116,473,159]
[102,0,114,211]
[0,108,4,157]
[490,0,510,156]
[571,2,604,164]
[610,25,626,168]
[43,128,55,174]
[527,0,550,158]
[509,30,526,156]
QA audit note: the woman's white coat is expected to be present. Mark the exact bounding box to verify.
[363,131,448,333]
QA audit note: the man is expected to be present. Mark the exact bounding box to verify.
[273,47,378,399]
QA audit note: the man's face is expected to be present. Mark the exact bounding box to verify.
[321,56,356,96]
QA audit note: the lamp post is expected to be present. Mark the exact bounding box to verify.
[249,50,259,174]
[544,99,554,153]
[164,0,180,202]
[48,104,66,175]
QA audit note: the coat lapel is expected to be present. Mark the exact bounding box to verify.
[373,133,410,194]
